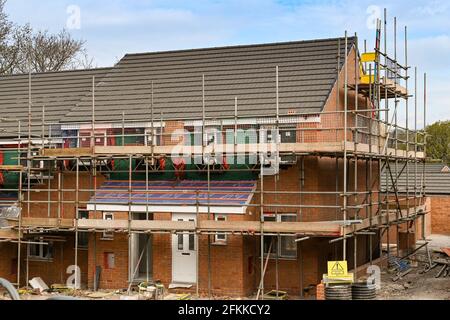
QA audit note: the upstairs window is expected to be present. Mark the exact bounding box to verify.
[101,212,114,240]
[214,215,227,244]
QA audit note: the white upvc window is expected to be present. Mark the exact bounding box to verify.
[77,209,89,249]
[214,215,227,244]
[28,237,54,261]
[262,213,297,259]
[101,212,114,240]
[145,127,162,146]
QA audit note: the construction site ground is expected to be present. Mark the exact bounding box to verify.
[377,234,450,300]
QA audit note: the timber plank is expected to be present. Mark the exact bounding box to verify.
[0,165,24,171]
[41,147,93,157]
[0,229,19,240]
[20,217,74,228]
[39,142,425,159]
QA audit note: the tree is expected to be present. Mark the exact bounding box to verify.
[0,0,29,74]
[15,29,89,73]
[0,0,92,74]
[425,121,450,163]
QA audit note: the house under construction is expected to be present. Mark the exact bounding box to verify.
[0,16,429,298]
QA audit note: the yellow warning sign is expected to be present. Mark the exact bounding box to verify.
[327,261,348,279]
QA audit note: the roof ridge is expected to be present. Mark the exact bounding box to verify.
[0,67,113,79]
[123,36,356,58]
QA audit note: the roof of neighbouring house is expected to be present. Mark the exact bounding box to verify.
[0,36,356,137]
[0,68,112,138]
[381,162,450,195]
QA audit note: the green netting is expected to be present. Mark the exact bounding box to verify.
[2,150,20,187]
[109,157,257,181]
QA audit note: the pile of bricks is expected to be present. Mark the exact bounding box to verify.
[316,282,325,300]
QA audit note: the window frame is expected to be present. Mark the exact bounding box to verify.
[278,214,298,259]
[28,237,54,261]
[262,213,298,260]
[214,215,228,245]
[101,212,115,240]
[145,127,162,146]
[77,209,89,249]
[78,130,107,148]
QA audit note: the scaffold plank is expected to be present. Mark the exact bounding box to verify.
[0,165,24,171]
[7,205,426,237]
[38,142,426,159]
[41,147,93,157]
[0,229,19,239]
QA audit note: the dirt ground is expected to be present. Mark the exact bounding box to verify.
[377,234,450,300]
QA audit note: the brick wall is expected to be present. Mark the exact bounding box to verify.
[430,195,450,235]
[246,157,379,296]
[16,235,88,288]
[23,172,105,219]
[0,243,17,283]
[152,212,172,287]
[87,233,129,290]
[145,212,256,297]
[84,211,256,296]
[196,213,256,297]
[86,211,129,289]
[299,47,375,145]
[0,235,89,288]
[382,196,432,249]
[251,158,379,223]
[14,155,380,297]
[163,121,185,146]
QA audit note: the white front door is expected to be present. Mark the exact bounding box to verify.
[172,213,197,284]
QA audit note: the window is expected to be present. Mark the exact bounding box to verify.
[28,238,53,261]
[214,215,227,244]
[102,212,114,240]
[79,131,107,147]
[279,215,297,258]
[188,219,195,251]
[204,127,220,146]
[262,214,297,259]
[177,219,184,250]
[177,219,195,251]
[146,128,162,146]
[263,215,277,256]
[77,210,89,249]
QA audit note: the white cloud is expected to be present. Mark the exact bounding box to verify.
[412,1,450,16]
[83,8,196,27]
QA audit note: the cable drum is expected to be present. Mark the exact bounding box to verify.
[325,285,352,300]
[352,282,377,300]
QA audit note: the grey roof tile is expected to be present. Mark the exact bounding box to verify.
[62,37,355,123]
[0,37,355,137]
[0,68,112,138]
[382,162,450,195]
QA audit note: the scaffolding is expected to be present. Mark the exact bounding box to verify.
[0,13,429,299]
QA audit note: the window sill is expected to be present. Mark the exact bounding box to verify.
[27,257,54,263]
[100,238,114,241]
[261,255,297,261]
[212,242,227,246]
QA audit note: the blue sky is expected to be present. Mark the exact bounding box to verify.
[5,0,450,126]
